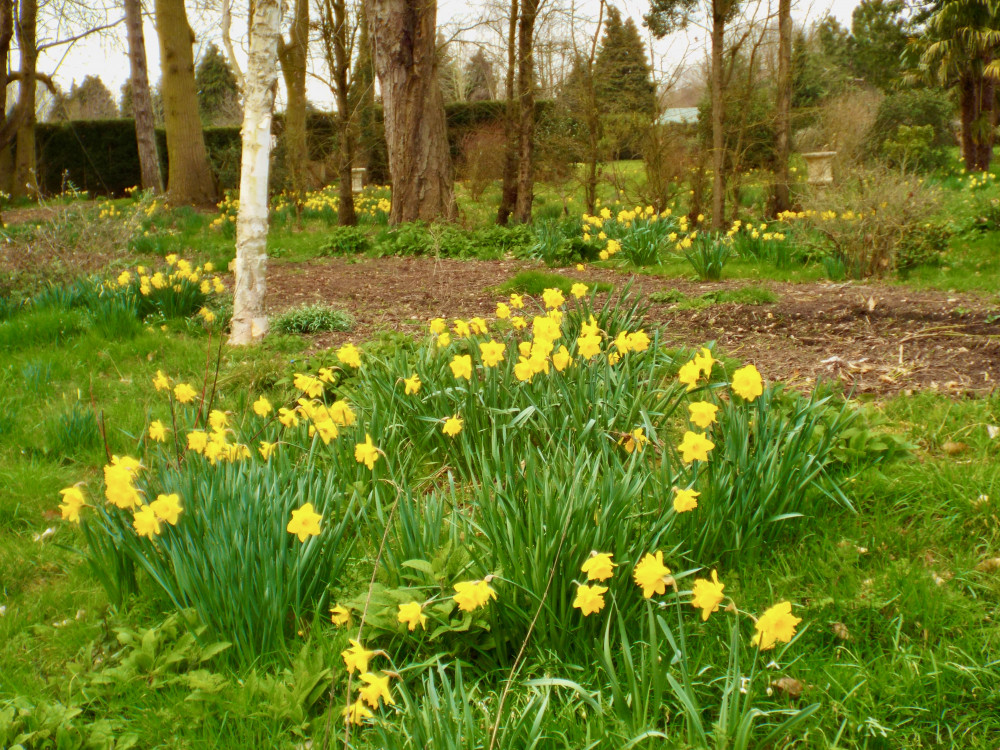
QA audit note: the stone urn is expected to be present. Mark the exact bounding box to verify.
[801,151,837,186]
[351,167,367,194]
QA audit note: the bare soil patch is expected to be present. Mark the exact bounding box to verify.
[267,256,1000,396]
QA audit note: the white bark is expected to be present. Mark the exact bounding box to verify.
[229,0,282,345]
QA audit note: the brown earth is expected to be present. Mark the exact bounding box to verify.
[266,256,1000,396]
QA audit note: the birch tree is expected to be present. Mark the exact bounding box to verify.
[229,0,283,345]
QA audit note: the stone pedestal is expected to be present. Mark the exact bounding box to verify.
[351,167,366,194]
[801,151,837,186]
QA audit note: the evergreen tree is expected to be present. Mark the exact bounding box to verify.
[847,0,909,91]
[49,75,119,121]
[195,43,241,126]
[594,6,656,117]
[464,49,495,101]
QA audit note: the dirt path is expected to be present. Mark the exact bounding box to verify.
[268,256,1000,396]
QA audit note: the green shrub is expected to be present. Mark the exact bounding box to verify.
[271,304,354,335]
[866,89,954,170]
[318,226,371,256]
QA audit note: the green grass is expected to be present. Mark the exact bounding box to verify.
[2,168,1000,747]
[495,269,613,296]
[649,284,779,309]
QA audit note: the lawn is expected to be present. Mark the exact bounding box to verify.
[0,170,998,748]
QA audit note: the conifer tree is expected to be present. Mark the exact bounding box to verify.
[195,43,241,126]
[594,6,656,117]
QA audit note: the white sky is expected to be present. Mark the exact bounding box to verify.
[31,0,862,113]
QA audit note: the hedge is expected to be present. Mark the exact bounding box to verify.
[33,101,544,197]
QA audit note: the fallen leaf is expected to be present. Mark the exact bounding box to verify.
[975,558,1000,573]
[832,622,852,640]
[943,441,968,455]
[771,677,805,698]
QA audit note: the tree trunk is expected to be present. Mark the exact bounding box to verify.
[710,0,726,231]
[496,0,519,225]
[771,0,791,216]
[959,74,976,171]
[125,0,163,192]
[155,0,218,205]
[0,0,13,199]
[513,0,539,223]
[12,0,37,199]
[229,0,282,346]
[278,0,309,200]
[365,0,455,224]
[976,74,995,172]
[330,0,356,225]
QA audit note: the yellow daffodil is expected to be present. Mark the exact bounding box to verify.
[688,401,718,429]
[173,383,198,404]
[673,487,700,513]
[354,434,379,470]
[552,345,571,372]
[572,584,608,616]
[286,502,322,542]
[496,302,511,319]
[342,699,373,725]
[259,441,277,460]
[330,605,350,626]
[58,486,87,523]
[133,505,161,539]
[691,570,725,621]
[621,427,648,454]
[453,579,497,612]
[442,415,463,437]
[678,431,715,463]
[751,601,802,650]
[152,370,171,392]
[450,354,473,380]
[479,340,506,368]
[678,360,701,391]
[148,420,168,443]
[337,342,362,368]
[404,373,421,395]
[150,493,183,525]
[208,410,229,431]
[581,552,616,581]
[627,330,650,352]
[570,282,589,299]
[253,396,273,417]
[577,334,602,359]
[359,672,395,708]
[633,551,671,598]
[397,601,427,631]
[294,373,325,399]
[731,364,764,401]
[342,639,374,673]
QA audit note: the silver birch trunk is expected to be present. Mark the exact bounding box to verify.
[228,0,282,345]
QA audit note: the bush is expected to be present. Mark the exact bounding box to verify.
[866,89,954,170]
[318,226,371,256]
[800,167,940,277]
[271,304,354,335]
